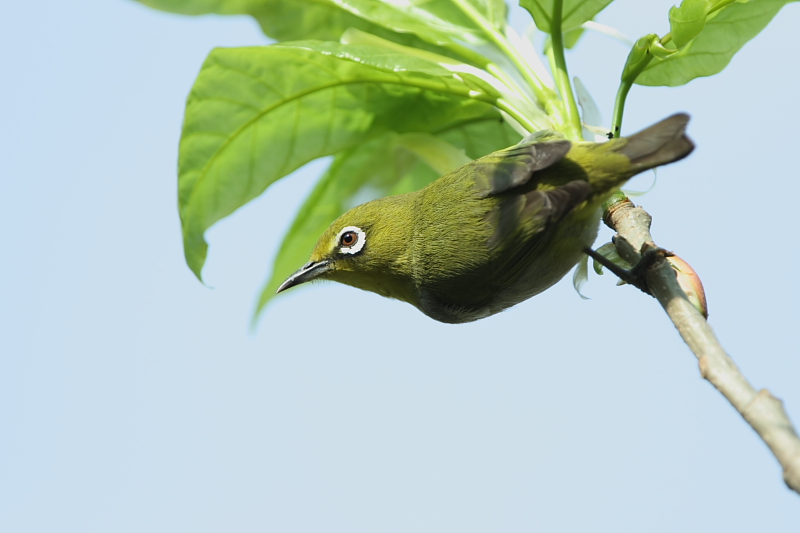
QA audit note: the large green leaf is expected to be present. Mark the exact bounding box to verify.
[637,0,797,87]
[180,42,501,279]
[327,0,505,46]
[134,0,375,42]
[254,115,519,317]
[519,0,613,33]
[134,0,503,59]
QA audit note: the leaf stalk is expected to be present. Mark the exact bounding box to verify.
[449,0,559,126]
[548,0,583,140]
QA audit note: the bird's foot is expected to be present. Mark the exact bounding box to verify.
[583,243,673,295]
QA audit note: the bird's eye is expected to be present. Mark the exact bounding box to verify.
[336,226,366,255]
[340,231,357,247]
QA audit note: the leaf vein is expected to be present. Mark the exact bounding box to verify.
[183,78,490,211]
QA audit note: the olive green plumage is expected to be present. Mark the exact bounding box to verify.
[278,114,694,323]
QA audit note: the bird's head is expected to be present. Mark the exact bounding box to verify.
[276,195,417,303]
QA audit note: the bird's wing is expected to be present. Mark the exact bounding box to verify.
[472,140,572,198]
[485,180,592,248]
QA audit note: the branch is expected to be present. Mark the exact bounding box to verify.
[603,198,800,494]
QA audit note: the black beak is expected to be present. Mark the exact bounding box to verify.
[276,260,332,293]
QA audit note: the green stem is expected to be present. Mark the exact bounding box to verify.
[494,99,539,132]
[445,42,494,70]
[612,0,736,137]
[549,0,583,140]
[610,44,654,137]
[610,65,646,138]
[543,41,568,136]
[544,40,559,95]
[342,31,533,127]
[449,0,558,119]
[609,82,630,139]
[445,43,546,132]
[485,63,528,101]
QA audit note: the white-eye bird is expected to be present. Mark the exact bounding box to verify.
[278,114,694,323]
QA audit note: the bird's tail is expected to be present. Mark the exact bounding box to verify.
[617,113,694,174]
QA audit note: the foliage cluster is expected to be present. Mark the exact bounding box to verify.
[135,0,795,318]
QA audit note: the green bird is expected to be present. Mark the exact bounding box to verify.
[277,114,694,323]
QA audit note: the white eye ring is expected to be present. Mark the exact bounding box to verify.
[336,226,366,255]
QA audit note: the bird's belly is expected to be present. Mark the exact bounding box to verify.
[489,238,587,309]
[418,209,601,324]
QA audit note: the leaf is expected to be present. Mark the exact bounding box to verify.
[563,25,586,48]
[134,0,376,42]
[132,0,252,16]
[520,0,614,33]
[620,33,660,83]
[134,0,505,54]
[669,0,713,49]
[179,42,501,279]
[395,133,472,175]
[330,0,507,46]
[572,254,591,299]
[433,114,519,159]
[573,76,606,141]
[254,115,518,317]
[387,160,443,196]
[591,242,631,276]
[637,0,798,87]
[252,135,412,319]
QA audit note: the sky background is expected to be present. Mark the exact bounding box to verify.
[2,0,798,531]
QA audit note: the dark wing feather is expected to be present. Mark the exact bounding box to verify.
[486,180,592,248]
[473,141,572,198]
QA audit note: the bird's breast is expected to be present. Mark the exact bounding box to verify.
[413,206,601,324]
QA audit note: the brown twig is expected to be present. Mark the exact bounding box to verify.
[603,197,800,494]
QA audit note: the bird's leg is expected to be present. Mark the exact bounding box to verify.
[583,243,673,295]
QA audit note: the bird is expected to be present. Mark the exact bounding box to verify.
[277,114,694,323]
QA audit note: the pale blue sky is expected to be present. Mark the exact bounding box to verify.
[2,1,798,531]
